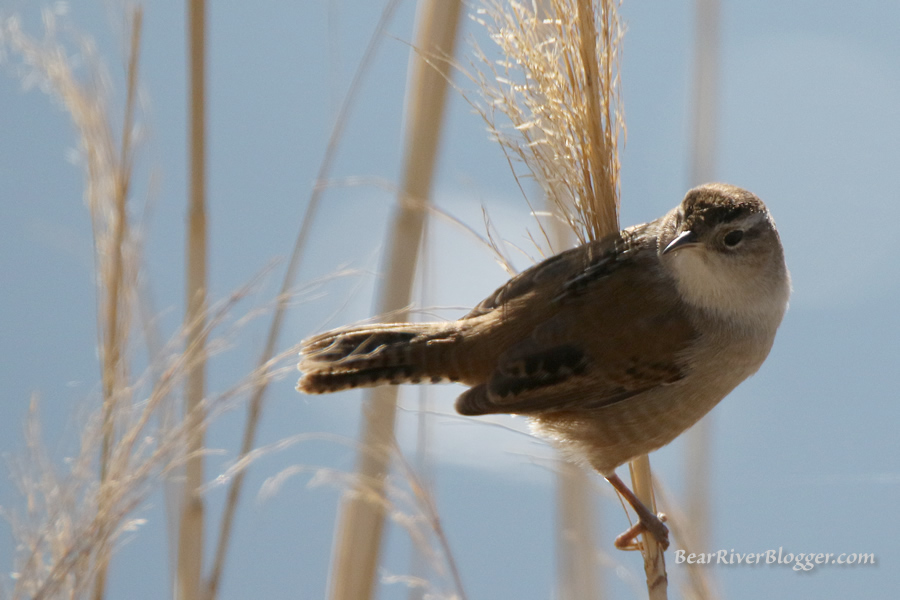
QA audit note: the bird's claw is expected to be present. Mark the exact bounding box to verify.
[614,512,669,552]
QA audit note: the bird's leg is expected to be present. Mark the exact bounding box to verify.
[605,472,669,551]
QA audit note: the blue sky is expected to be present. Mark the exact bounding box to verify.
[2,1,899,598]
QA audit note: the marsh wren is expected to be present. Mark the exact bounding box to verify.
[298,183,790,550]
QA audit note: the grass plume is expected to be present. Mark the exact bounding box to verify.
[467,0,624,244]
[0,8,299,599]
[1,7,144,595]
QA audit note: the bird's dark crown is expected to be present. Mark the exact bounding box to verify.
[680,183,766,234]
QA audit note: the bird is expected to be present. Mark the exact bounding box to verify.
[297,182,790,551]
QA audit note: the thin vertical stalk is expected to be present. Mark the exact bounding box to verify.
[178,1,207,599]
[688,0,720,188]
[556,462,600,599]
[547,176,601,599]
[684,0,719,597]
[408,231,434,600]
[629,456,668,599]
[327,1,463,598]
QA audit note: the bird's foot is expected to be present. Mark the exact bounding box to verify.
[614,512,669,552]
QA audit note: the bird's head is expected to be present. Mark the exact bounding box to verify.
[660,183,791,327]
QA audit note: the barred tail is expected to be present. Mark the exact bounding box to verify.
[296,322,462,394]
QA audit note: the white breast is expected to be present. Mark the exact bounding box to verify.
[667,249,790,334]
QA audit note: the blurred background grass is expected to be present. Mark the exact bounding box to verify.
[1,1,899,598]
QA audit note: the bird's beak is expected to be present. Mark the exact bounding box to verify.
[663,230,699,254]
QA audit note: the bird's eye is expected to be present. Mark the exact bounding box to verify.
[723,230,744,247]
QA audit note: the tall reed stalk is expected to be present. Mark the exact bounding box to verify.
[548,172,601,599]
[205,2,405,598]
[683,0,720,596]
[177,1,208,599]
[327,2,463,598]
[469,0,670,596]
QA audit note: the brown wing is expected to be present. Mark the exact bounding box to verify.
[456,228,698,416]
[462,249,578,319]
[463,224,650,320]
